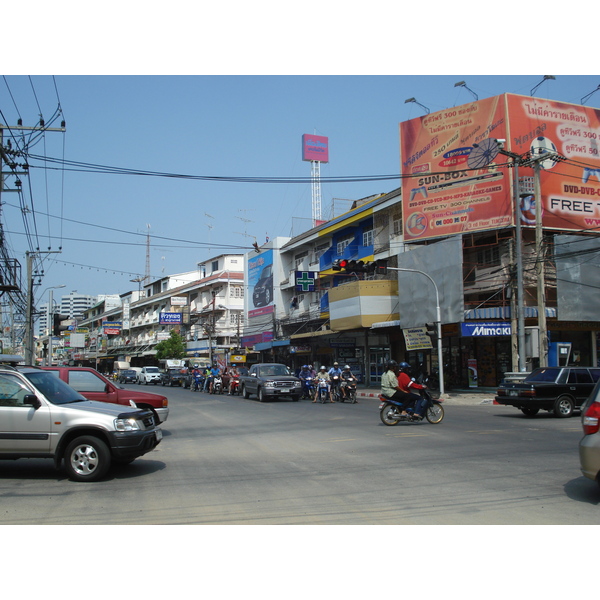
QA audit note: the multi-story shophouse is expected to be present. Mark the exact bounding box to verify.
[69,254,245,372]
[242,192,404,385]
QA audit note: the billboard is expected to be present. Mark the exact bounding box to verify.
[302,134,329,163]
[505,95,600,233]
[401,95,510,241]
[400,94,600,241]
[248,249,274,319]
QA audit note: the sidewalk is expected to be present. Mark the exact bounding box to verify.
[356,387,499,406]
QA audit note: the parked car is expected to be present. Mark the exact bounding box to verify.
[118,369,138,384]
[495,366,600,418]
[0,365,162,481]
[138,366,161,385]
[579,383,600,489]
[40,366,169,423]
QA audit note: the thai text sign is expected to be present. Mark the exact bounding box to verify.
[159,312,182,324]
[403,327,433,350]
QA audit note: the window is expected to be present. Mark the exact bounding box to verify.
[477,246,500,266]
[337,237,354,255]
[211,260,219,272]
[363,229,374,247]
[230,286,244,298]
[67,371,106,392]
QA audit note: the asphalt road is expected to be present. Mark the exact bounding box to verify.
[1,384,599,525]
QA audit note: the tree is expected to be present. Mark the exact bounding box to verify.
[154,330,187,360]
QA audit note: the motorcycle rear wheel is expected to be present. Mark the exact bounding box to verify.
[426,403,444,424]
[380,404,400,426]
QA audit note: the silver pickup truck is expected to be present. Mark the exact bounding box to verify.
[240,363,301,402]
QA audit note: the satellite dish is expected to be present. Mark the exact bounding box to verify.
[468,138,500,169]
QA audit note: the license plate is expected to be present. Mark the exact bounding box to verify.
[155,428,163,442]
[509,390,519,397]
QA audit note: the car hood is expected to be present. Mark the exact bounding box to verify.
[117,389,168,402]
[62,400,150,418]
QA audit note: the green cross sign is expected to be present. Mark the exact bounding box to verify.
[295,271,316,292]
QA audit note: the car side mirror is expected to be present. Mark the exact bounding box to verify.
[24,394,42,409]
[250,373,257,377]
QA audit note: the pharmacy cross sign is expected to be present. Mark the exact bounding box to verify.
[295,271,316,292]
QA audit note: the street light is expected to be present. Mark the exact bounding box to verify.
[388,267,444,395]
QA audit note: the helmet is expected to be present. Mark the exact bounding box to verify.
[386,360,399,372]
[320,366,326,371]
[302,365,308,369]
[333,361,339,366]
[398,361,411,372]
[344,365,350,370]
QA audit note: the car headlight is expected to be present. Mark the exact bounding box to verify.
[114,418,141,432]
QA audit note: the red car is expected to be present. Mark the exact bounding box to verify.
[40,366,169,423]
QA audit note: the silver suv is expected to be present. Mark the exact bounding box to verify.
[0,365,162,481]
[138,366,161,385]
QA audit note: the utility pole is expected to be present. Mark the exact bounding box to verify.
[2,120,66,363]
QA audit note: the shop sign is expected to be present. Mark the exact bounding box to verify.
[159,312,182,324]
[403,327,433,350]
[329,339,356,348]
[461,321,511,336]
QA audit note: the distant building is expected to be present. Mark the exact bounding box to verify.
[38,291,97,335]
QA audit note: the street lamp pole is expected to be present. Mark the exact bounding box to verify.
[388,267,444,396]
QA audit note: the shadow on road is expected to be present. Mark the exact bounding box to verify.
[563,477,600,505]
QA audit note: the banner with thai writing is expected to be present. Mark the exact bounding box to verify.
[400,95,511,241]
[506,94,600,232]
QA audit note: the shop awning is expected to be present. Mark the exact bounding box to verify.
[370,320,401,329]
[290,329,332,340]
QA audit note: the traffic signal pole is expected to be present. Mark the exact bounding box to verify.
[388,267,444,396]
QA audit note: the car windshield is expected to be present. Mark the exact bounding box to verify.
[124,370,136,376]
[261,365,290,376]
[146,367,159,373]
[524,368,562,383]
[23,371,87,405]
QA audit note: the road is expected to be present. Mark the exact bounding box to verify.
[1,385,599,525]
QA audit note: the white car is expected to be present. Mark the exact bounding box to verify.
[138,366,161,385]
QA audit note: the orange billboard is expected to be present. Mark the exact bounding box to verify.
[400,94,600,241]
[505,94,600,233]
[400,95,511,241]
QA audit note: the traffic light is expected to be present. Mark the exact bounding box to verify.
[52,313,69,336]
[332,259,349,271]
[425,322,437,339]
[374,259,388,275]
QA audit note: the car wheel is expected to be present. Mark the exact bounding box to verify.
[242,385,250,399]
[521,407,539,417]
[64,435,111,482]
[554,395,574,418]
[258,387,266,402]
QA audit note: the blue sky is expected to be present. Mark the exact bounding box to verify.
[3,73,600,305]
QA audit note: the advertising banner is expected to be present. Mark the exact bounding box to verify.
[401,95,511,241]
[248,249,274,319]
[461,321,512,337]
[302,134,329,163]
[505,95,600,232]
[401,94,600,242]
[103,321,122,335]
[403,327,434,351]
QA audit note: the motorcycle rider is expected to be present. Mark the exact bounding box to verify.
[208,363,220,394]
[328,362,343,401]
[313,365,333,403]
[227,364,240,395]
[298,365,313,399]
[381,360,409,416]
[340,364,357,401]
[397,362,426,419]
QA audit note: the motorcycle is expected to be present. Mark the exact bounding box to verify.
[316,379,329,403]
[340,376,357,403]
[330,375,342,402]
[301,377,315,400]
[211,375,223,394]
[228,377,240,395]
[190,373,204,392]
[379,388,444,425]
